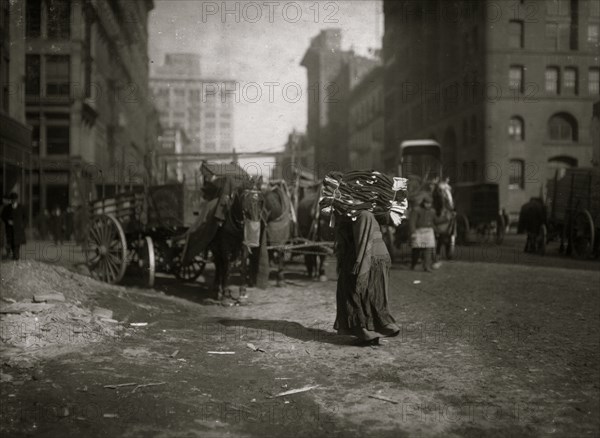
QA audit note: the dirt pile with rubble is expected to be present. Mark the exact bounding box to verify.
[0,260,125,363]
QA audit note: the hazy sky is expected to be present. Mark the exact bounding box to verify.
[148,0,383,155]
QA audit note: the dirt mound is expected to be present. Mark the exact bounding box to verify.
[1,259,98,304]
[0,260,126,363]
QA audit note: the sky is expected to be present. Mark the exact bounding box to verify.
[148,0,383,158]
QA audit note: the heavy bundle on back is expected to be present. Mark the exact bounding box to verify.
[319,170,408,223]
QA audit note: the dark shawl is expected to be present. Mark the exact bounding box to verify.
[334,210,395,333]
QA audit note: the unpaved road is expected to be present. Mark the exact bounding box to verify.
[1,249,599,437]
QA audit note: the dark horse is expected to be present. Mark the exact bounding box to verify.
[297,183,333,281]
[183,175,263,300]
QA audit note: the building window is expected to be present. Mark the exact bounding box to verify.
[509,20,524,48]
[46,125,70,155]
[26,0,41,37]
[509,117,525,141]
[548,113,578,141]
[205,112,215,118]
[509,65,524,93]
[45,55,70,96]
[47,0,71,39]
[563,67,578,94]
[589,68,600,95]
[25,55,41,96]
[546,0,569,15]
[545,67,560,94]
[545,23,558,50]
[592,0,600,17]
[588,24,599,44]
[509,159,525,190]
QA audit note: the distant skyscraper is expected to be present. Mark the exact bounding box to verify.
[150,53,235,154]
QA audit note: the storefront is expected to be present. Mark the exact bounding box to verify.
[0,112,33,232]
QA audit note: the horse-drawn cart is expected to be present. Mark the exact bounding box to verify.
[84,183,207,286]
[454,183,506,245]
[546,167,600,258]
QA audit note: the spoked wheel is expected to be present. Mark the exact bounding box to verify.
[456,214,470,245]
[84,214,127,284]
[571,209,595,259]
[173,253,207,282]
[130,236,156,287]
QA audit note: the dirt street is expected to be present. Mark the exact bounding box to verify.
[1,240,599,438]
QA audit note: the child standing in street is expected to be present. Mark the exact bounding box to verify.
[409,193,437,272]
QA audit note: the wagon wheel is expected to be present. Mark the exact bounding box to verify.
[536,224,547,256]
[130,236,156,287]
[173,253,207,282]
[456,214,470,245]
[495,214,506,245]
[571,209,595,259]
[84,214,127,284]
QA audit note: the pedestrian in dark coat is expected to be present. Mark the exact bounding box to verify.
[65,206,74,241]
[0,195,8,257]
[50,205,65,245]
[1,192,27,260]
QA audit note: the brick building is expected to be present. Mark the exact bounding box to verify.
[383,0,599,218]
[348,65,384,169]
[22,0,157,213]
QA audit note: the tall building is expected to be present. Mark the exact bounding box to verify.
[301,29,380,175]
[22,0,157,213]
[383,0,599,217]
[149,53,235,159]
[348,66,384,169]
[1,0,32,222]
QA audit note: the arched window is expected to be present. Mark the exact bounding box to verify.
[509,159,525,189]
[548,112,578,141]
[508,116,525,141]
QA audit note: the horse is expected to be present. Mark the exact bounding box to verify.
[518,197,547,254]
[297,183,333,281]
[432,179,457,260]
[245,181,292,288]
[191,175,263,300]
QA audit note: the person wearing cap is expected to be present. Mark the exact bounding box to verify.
[1,192,27,260]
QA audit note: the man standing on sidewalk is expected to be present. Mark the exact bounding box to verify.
[1,192,27,260]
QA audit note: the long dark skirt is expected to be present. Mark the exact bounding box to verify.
[333,212,398,340]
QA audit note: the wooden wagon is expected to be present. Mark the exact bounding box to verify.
[83,183,207,286]
[546,167,600,258]
[454,183,506,245]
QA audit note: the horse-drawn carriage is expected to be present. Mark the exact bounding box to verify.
[453,183,506,245]
[545,166,600,258]
[84,183,207,287]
